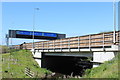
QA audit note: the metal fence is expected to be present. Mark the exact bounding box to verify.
[13,31,120,50]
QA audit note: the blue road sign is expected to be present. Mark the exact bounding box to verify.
[16,31,57,37]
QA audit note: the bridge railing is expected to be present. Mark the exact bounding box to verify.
[13,31,119,50]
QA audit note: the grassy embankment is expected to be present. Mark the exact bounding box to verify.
[1,45,120,79]
[2,50,51,78]
[83,52,119,78]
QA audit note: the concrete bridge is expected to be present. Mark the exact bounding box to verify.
[13,31,120,74]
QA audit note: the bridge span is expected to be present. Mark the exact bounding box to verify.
[13,31,120,75]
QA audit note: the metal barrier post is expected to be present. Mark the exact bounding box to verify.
[61,39,62,52]
[47,41,49,51]
[103,33,105,50]
[89,35,91,50]
[68,38,70,52]
[42,42,44,52]
[78,36,80,51]
[53,40,55,52]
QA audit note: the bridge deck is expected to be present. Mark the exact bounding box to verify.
[13,31,120,51]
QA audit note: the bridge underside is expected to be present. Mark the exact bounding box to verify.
[32,49,118,76]
[41,54,93,76]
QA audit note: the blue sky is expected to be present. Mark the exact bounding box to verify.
[2,2,118,45]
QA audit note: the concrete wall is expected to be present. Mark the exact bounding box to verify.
[93,52,116,67]
[34,59,42,67]
[31,50,42,67]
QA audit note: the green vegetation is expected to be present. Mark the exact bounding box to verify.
[2,50,51,78]
[1,45,119,79]
[83,52,119,78]
[0,45,10,53]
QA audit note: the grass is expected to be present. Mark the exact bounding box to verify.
[2,50,51,78]
[83,52,119,78]
[2,48,119,79]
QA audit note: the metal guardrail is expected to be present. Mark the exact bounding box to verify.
[12,31,120,50]
[25,67,34,78]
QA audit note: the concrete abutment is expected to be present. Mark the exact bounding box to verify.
[92,51,117,67]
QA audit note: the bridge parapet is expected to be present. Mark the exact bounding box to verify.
[12,31,120,51]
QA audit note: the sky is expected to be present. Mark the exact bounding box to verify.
[1,2,119,45]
